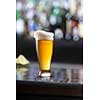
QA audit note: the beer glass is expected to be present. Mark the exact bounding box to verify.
[34,30,54,77]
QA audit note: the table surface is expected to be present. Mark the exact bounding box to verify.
[16,62,83,96]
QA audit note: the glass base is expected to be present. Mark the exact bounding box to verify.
[37,71,51,81]
[38,71,51,77]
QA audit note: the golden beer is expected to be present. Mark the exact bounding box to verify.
[36,40,53,71]
[34,30,54,77]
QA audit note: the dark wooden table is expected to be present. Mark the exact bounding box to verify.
[16,62,83,100]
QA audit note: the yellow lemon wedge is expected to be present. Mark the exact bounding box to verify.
[16,55,29,65]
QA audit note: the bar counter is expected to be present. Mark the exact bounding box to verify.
[16,62,83,100]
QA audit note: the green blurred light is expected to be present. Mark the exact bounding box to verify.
[16,10,21,20]
[53,8,61,16]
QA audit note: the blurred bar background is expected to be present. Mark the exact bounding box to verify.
[16,0,83,64]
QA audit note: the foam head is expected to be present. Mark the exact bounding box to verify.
[34,30,54,40]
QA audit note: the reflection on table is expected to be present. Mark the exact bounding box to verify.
[16,62,83,84]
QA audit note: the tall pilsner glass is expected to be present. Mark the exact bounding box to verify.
[34,30,54,77]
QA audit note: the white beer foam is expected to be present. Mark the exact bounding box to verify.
[34,30,54,40]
